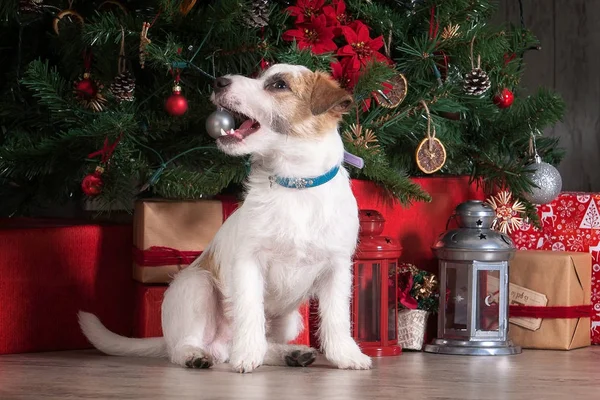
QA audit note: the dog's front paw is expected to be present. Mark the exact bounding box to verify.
[325,342,372,370]
[230,339,268,373]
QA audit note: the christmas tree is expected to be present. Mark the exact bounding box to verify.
[0,0,565,217]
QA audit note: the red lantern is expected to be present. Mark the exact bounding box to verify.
[352,210,402,357]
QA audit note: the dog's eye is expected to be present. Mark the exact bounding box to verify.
[270,80,288,90]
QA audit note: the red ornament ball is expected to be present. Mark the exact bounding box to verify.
[165,87,189,116]
[493,88,514,109]
[82,170,104,196]
[74,74,98,99]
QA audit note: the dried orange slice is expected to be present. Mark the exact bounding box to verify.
[415,137,446,174]
[374,74,408,108]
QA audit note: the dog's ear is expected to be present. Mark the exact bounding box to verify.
[310,73,354,116]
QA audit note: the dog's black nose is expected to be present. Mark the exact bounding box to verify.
[213,77,232,92]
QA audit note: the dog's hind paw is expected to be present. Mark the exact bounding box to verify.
[285,348,318,367]
[185,355,213,369]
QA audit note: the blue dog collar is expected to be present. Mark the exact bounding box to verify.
[269,164,341,189]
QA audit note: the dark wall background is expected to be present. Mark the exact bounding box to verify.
[493,0,600,191]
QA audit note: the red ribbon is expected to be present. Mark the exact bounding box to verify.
[428,5,439,40]
[88,134,123,164]
[133,198,239,267]
[397,271,418,309]
[509,305,593,319]
[133,246,201,267]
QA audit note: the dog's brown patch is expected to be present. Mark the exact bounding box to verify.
[264,71,353,139]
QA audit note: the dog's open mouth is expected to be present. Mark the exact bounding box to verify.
[218,108,261,141]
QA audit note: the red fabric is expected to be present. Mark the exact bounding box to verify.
[508,192,600,344]
[133,246,201,267]
[510,305,593,319]
[351,177,485,273]
[133,283,311,346]
[0,223,135,355]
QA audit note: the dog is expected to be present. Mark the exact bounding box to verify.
[79,64,372,373]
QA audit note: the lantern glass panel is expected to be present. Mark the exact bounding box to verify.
[357,262,381,341]
[444,264,468,332]
[476,270,500,332]
[388,262,397,341]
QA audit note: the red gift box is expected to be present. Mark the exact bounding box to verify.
[133,283,311,346]
[0,221,135,355]
[508,192,600,344]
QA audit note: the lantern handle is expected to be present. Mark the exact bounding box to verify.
[445,213,457,231]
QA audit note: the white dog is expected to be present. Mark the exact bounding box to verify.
[79,64,372,373]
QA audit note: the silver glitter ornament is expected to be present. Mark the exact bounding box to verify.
[521,155,562,205]
[205,109,235,139]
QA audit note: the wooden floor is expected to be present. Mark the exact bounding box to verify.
[1,348,599,399]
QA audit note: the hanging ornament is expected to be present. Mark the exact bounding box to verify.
[179,0,197,16]
[521,133,562,205]
[165,66,188,116]
[493,88,514,109]
[260,59,272,71]
[486,191,526,234]
[82,135,123,197]
[342,124,380,154]
[139,21,152,69]
[98,0,128,14]
[53,5,84,36]
[82,166,104,196]
[415,101,446,174]
[374,74,408,108]
[244,0,271,28]
[165,84,188,116]
[464,37,491,96]
[206,109,236,139]
[110,28,136,103]
[73,51,107,112]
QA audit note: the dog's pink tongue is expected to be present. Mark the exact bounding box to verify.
[237,119,255,133]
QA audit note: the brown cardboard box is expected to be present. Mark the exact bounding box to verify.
[508,250,591,350]
[133,199,238,283]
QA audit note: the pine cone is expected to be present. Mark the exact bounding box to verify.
[244,0,270,28]
[463,68,491,96]
[110,71,136,103]
[19,0,44,13]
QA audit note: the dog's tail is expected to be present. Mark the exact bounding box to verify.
[78,311,167,358]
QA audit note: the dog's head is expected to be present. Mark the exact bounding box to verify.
[210,64,353,157]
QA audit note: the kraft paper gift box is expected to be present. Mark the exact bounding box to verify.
[133,198,239,283]
[504,250,591,350]
[509,192,600,344]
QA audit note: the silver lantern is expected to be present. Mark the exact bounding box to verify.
[424,200,522,356]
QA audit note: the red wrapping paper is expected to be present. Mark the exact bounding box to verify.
[0,222,135,355]
[509,192,600,344]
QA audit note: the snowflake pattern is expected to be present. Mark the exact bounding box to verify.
[593,287,600,303]
[508,192,600,344]
[557,199,576,218]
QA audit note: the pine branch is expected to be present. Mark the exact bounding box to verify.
[20,59,79,126]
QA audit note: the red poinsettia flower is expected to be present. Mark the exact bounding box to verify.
[286,0,325,24]
[330,59,359,91]
[338,20,390,70]
[283,14,337,55]
[323,0,350,36]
